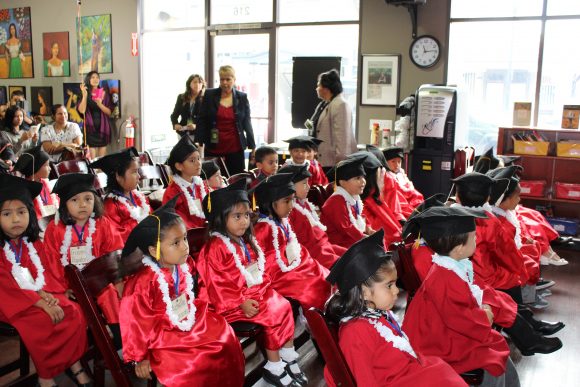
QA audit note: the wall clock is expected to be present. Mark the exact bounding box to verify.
[410,35,441,68]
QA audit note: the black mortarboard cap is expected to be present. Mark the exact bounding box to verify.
[498,155,521,167]
[0,174,42,204]
[451,172,508,202]
[202,179,249,221]
[13,145,50,177]
[201,160,220,180]
[326,157,366,183]
[52,173,97,202]
[486,166,519,203]
[327,229,390,294]
[365,144,388,168]
[383,147,404,161]
[347,151,382,170]
[166,136,198,167]
[278,164,311,183]
[89,147,139,174]
[284,135,316,150]
[252,172,296,205]
[403,206,488,240]
[403,193,448,237]
[473,147,501,174]
[310,138,324,149]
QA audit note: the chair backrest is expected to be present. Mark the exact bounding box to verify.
[307,185,324,208]
[158,164,172,188]
[139,165,164,191]
[138,151,154,166]
[453,147,475,178]
[56,159,90,176]
[227,172,256,188]
[390,242,422,302]
[94,172,108,197]
[303,308,356,387]
[187,227,209,260]
[321,183,335,203]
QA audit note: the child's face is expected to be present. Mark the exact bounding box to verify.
[305,149,315,161]
[293,178,309,200]
[256,153,278,176]
[363,268,399,311]
[116,160,141,192]
[387,157,402,172]
[339,175,366,196]
[34,160,51,180]
[0,200,29,239]
[290,148,307,164]
[272,194,294,219]
[207,170,224,190]
[175,151,201,179]
[66,191,95,223]
[502,185,521,211]
[154,222,189,267]
[226,202,251,238]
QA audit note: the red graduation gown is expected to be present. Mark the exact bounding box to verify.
[44,217,124,323]
[288,200,344,269]
[321,194,366,249]
[103,191,151,242]
[403,265,510,376]
[0,240,88,379]
[120,264,244,387]
[33,178,59,220]
[325,315,467,387]
[254,221,331,310]
[382,172,410,220]
[516,206,558,254]
[390,170,424,210]
[163,181,206,229]
[308,160,328,186]
[362,195,402,247]
[196,236,295,350]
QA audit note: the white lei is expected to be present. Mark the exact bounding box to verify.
[211,232,266,287]
[450,202,493,214]
[3,238,45,291]
[491,206,522,249]
[173,174,206,219]
[59,217,97,268]
[332,186,366,232]
[432,253,483,307]
[367,317,417,358]
[142,256,197,331]
[106,190,151,222]
[294,199,326,231]
[257,217,302,272]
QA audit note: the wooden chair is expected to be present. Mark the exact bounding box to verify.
[320,183,335,204]
[138,151,154,166]
[0,322,32,383]
[93,172,108,197]
[307,185,324,208]
[453,147,475,178]
[158,164,172,188]
[186,227,209,261]
[390,242,423,304]
[55,159,90,176]
[65,251,156,387]
[303,308,356,387]
[227,172,256,188]
[138,165,165,193]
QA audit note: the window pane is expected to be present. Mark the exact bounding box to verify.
[278,0,360,23]
[538,20,580,128]
[141,31,205,150]
[211,0,273,24]
[276,25,358,142]
[451,0,542,18]
[547,0,580,15]
[142,0,205,30]
[447,21,541,153]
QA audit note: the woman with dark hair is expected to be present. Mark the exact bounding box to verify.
[171,74,206,139]
[4,23,23,78]
[310,69,356,167]
[2,106,37,156]
[40,104,83,162]
[78,70,114,159]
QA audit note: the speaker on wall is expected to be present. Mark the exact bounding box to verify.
[291,57,341,129]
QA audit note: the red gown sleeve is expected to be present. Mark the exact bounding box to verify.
[0,250,42,319]
[362,197,402,246]
[163,183,205,229]
[321,196,365,249]
[382,173,406,221]
[411,245,434,282]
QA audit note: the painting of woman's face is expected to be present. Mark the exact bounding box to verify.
[51,43,59,57]
[9,24,16,38]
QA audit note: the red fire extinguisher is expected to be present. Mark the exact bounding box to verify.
[125,115,135,148]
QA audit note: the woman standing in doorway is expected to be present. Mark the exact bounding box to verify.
[78,70,113,158]
[171,74,205,139]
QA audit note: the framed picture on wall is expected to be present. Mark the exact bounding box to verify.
[43,31,70,77]
[8,85,25,100]
[31,86,53,116]
[63,83,84,129]
[0,86,6,105]
[100,79,121,119]
[361,54,400,106]
[0,6,34,79]
[76,14,112,74]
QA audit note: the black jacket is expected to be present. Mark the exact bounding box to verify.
[170,93,203,127]
[196,88,255,150]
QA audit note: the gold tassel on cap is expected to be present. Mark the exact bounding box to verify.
[252,193,256,212]
[333,168,337,191]
[150,214,162,260]
[207,192,212,213]
[413,232,421,250]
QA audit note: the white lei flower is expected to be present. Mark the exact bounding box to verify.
[367,317,417,359]
[3,238,45,291]
[432,253,483,307]
[59,217,97,268]
[294,199,327,231]
[257,217,302,272]
[173,174,206,219]
[211,232,266,287]
[332,186,366,232]
[491,206,522,249]
[106,190,151,222]
[450,202,493,213]
[142,256,197,331]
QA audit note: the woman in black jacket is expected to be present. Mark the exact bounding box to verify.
[170,74,205,138]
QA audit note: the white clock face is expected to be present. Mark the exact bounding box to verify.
[411,36,440,68]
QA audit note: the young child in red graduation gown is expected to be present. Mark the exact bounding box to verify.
[197,180,305,387]
[283,136,327,186]
[120,197,245,387]
[201,159,226,192]
[90,147,151,242]
[253,172,331,310]
[44,173,124,324]
[306,138,329,186]
[281,164,344,269]
[384,147,424,215]
[402,207,519,385]
[321,157,373,249]
[251,146,279,189]
[163,135,207,228]
[324,229,466,387]
[0,174,90,387]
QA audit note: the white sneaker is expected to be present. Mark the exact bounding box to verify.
[541,250,569,266]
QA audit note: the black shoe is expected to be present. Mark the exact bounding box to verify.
[64,368,93,387]
[519,336,563,356]
[284,360,308,386]
[505,314,563,356]
[535,321,565,336]
[263,368,302,387]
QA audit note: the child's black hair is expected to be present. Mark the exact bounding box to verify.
[58,192,105,226]
[105,157,139,194]
[456,185,489,208]
[255,146,277,164]
[257,198,285,223]
[0,198,40,245]
[208,201,260,255]
[360,167,382,205]
[424,233,470,256]
[325,259,396,324]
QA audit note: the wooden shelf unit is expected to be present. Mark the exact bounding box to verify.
[497,127,580,220]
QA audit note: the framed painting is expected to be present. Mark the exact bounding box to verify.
[76,14,112,74]
[63,83,84,129]
[0,86,6,104]
[43,31,70,77]
[31,86,53,116]
[8,85,25,100]
[101,79,120,119]
[0,7,34,79]
[361,54,400,106]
